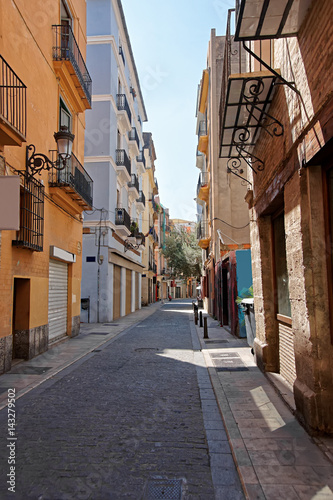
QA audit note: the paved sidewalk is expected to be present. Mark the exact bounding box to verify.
[0,302,163,411]
[193,312,333,499]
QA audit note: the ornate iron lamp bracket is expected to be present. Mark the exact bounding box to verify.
[26,144,69,177]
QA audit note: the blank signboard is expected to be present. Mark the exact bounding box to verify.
[0,175,20,230]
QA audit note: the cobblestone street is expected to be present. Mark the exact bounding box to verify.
[0,300,243,499]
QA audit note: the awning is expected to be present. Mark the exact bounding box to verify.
[219,71,283,172]
[234,0,313,41]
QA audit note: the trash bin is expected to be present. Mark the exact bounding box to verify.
[240,298,256,351]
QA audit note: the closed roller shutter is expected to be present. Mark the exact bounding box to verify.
[126,269,132,315]
[279,321,296,387]
[113,265,121,320]
[48,260,68,342]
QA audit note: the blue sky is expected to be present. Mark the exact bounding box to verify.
[121,0,234,221]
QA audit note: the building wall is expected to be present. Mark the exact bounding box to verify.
[0,0,89,373]
[248,0,333,433]
[82,0,147,322]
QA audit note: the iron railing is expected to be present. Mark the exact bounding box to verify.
[0,55,26,139]
[116,149,131,177]
[197,220,209,240]
[119,46,125,65]
[116,94,131,124]
[52,25,92,106]
[115,207,131,230]
[197,171,209,196]
[137,190,145,207]
[49,153,93,208]
[136,150,146,168]
[12,171,44,252]
[129,127,139,149]
[128,173,139,193]
[198,120,207,137]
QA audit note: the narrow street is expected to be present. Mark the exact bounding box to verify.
[0,300,244,499]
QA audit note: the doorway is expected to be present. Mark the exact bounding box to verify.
[12,278,30,360]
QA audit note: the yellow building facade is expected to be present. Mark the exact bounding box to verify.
[0,0,92,373]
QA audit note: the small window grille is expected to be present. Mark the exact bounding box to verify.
[12,171,44,252]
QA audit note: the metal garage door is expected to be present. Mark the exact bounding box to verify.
[48,260,68,342]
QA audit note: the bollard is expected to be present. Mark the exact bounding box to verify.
[199,311,203,327]
[203,317,209,339]
[194,311,198,325]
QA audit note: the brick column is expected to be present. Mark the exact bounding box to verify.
[250,207,279,372]
[285,167,333,433]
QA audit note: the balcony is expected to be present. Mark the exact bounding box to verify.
[116,94,131,133]
[198,120,208,154]
[197,220,210,249]
[128,127,140,157]
[52,25,92,112]
[0,55,26,148]
[119,46,125,65]
[196,147,205,170]
[153,177,158,195]
[197,171,209,203]
[115,207,131,237]
[49,153,93,210]
[136,190,145,213]
[128,173,139,201]
[116,149,131,183]
[136,150,146,174]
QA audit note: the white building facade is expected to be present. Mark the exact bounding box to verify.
[81,0,148,322]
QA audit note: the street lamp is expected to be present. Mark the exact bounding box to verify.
[124,232,145,252]
[26,126,75,176]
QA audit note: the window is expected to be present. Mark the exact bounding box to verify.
[61,0,72,26]
[12,172,44,252]
[60,98,71,132]
[273,212,291,317]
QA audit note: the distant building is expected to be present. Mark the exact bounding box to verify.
[195,28,252,337]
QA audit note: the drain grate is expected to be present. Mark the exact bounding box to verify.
[103,323,120,326]
[88,331,110,335]
[143,478,184,499]
[204,339,229,344]
[9,366,52,375]
[135,348,159,352]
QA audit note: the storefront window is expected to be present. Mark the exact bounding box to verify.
[273,213,291,317]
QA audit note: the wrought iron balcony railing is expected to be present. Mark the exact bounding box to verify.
[49,153,93,209]
[116,149,131,177]
[128,173,139,192]
[52,25,92,107]
[0,55,26,141]
[119,46,125,65]
[197,171,209,196]
[198,120,207,137]
[136,150,146,168]
[115,207,131,231]
[137,190,145,207]
[116,94,131,124]
[197,220,209,240]
[129,127,139,149]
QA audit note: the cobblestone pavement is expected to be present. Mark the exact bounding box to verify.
[0,300,243,499]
